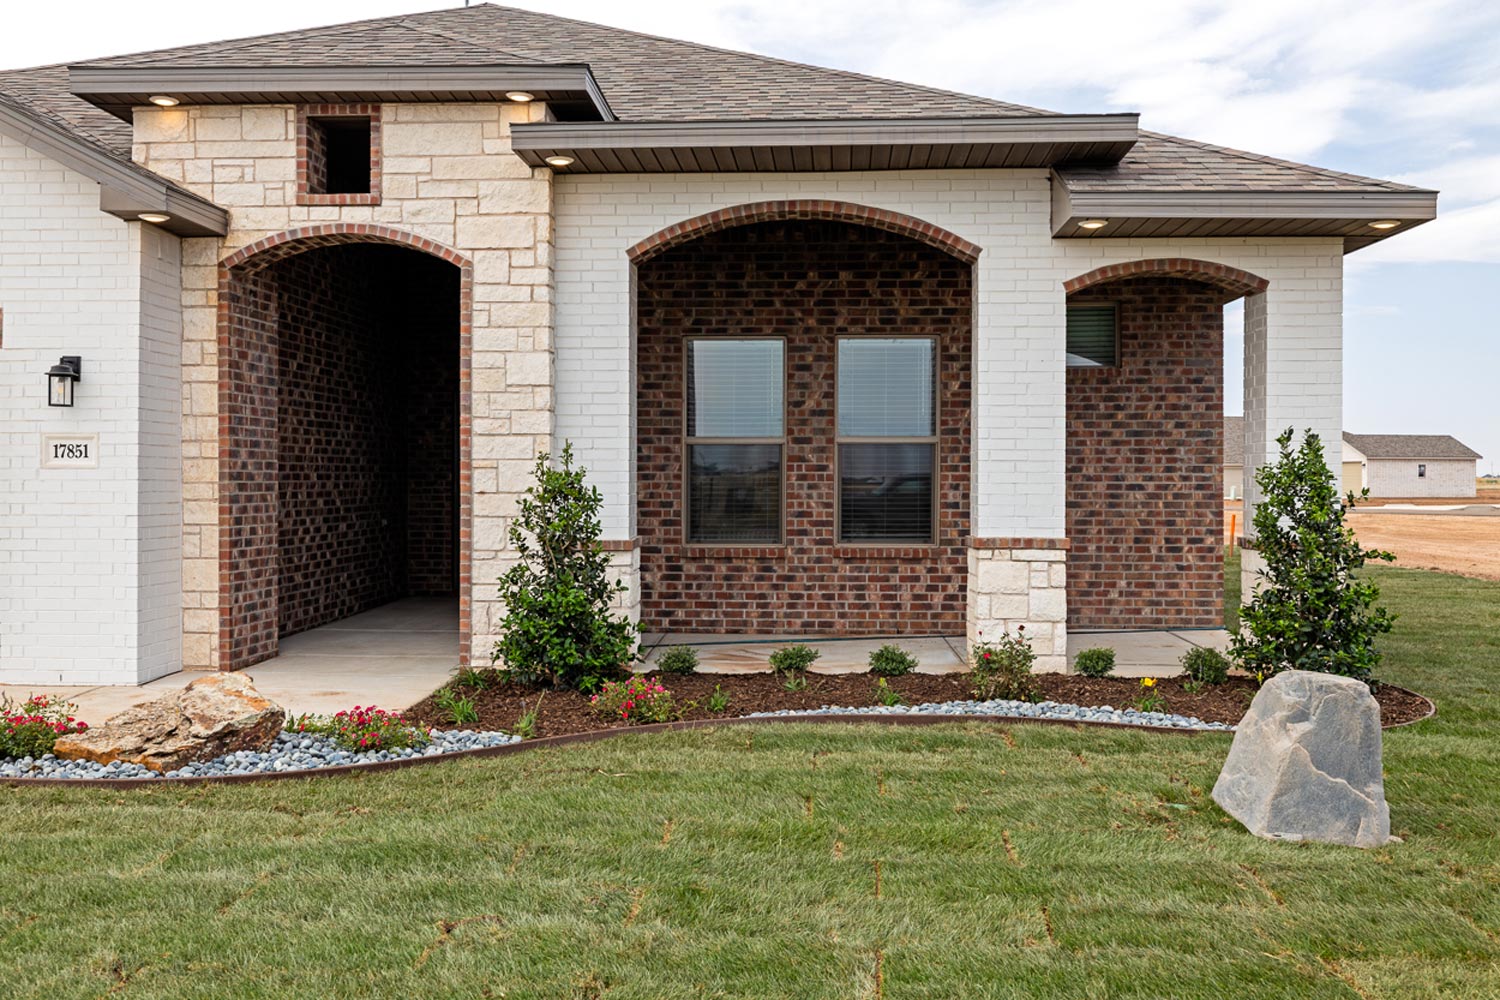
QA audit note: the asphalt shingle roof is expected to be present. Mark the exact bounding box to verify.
[0,3,1417,198]
[1343,433,1482,461]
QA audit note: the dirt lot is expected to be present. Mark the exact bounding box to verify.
[1226,483,1500,581]
[1349,512,1500,581]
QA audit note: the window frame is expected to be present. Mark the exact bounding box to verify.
[681,336,788,546]
[1065,302,1120,369]
[1417,463,1427,478]
[833,334,941,546]
[296,103,382,206]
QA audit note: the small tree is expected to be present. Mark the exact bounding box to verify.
[493,443,638,691]
[1232,428,1395,685]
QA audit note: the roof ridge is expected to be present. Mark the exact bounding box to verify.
[1140,130,1434,194]
[393,16,534,63]
[446,3,1054,116]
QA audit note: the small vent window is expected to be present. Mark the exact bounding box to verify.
[306,115,372,195]
[1418,463,1427,478]
[1066,305,1118,367]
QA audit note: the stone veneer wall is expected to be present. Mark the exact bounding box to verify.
[134,100,557,669]
[1065,277,1225,629]
[635,220,972,634]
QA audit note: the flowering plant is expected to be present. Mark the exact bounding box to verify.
[0,694,89,759]
[291,705,430,752]
[1135,677,1166,713]
[970,627,1040,702]
[589,677,675,725]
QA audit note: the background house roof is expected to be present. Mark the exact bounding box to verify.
[1224,416,1244,466]
[1343,433,1482,461]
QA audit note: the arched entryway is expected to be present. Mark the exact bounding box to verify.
[1062,258,1268,630]
[631,205,977,636]
[218,226,471,670]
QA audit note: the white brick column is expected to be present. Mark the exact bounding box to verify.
[1239,263,1344,598]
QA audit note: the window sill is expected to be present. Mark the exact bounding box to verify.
[296,191,381,206]
[682,545,786,559]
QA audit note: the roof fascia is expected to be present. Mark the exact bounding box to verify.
[0,99,228,236]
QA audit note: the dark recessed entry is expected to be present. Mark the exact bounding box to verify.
[307,116,372,195]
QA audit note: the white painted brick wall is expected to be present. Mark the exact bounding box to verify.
[0,132,182,685]
[1367,459,1476,498]
[553,170,1345,541]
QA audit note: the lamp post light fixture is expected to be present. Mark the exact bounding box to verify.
[47,356,82,407]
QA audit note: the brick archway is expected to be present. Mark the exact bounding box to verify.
[627,200,983,265]
[1063,258,1269,300]
[216,224,474,671]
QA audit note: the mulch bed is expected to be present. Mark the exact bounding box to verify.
[407,670,1431,739]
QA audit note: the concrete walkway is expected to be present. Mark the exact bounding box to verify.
[0,598,460,722]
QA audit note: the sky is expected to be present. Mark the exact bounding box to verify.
[3,0,1497,470]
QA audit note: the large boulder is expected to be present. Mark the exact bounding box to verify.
[1212,670,1391,848]
[54,673,285,773]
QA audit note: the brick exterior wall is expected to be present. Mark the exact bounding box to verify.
[635,219,972,634]
[1065,277,1224,629]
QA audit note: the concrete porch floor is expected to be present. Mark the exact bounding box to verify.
[0,598,460,722]
[640,627,1231,678]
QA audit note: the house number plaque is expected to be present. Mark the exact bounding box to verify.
[41,433,99,469]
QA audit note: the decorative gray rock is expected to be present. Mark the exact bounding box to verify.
[1212,670,1391,848]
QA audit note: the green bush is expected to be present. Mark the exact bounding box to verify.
[655,646,699,676]
[492,444,639,692]
[1232,429,1395,685]
[769,644,820,675]
[1073,647,1115,679]
[868,644,918,677]
[1180,646,1230,685]
[970,628,1040,702]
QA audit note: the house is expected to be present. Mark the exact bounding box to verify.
[1224,416,1245,500]
[0,5,1437,685]
[1342,434,1482,498]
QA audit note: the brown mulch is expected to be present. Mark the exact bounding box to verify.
[406,669,1431,738]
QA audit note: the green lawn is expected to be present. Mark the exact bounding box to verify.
[4,564,1499,999]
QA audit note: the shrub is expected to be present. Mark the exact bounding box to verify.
[1073,647,1115,679]
[970,628,1040,702]
[868,644,918,677]
[292,706,430,752]
[493,444,640,692]
[769,644,820,676]
[1180,646,1230,686]
[655,646,699,676]
[590,677,675,725]
[1232,429,1395,685]
[0,695,88,759]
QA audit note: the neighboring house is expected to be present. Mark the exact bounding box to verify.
[1342,434,1482,498]
[1224,415,1245,500]
[0,5,1437,685]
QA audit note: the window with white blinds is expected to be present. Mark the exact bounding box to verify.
[685,339,784,543]
[1066,305,1118,367]
[836,338,936,543]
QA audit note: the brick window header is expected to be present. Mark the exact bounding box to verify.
[296,103,382,207]
[627,200,983,265]
[1063,258,1268,300]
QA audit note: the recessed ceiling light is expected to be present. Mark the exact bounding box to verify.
[148,95,180,107]
[137,212,171,224]
[1077,218,1108,230]
[1368,219,1401,230]
[545,155,575,168]
[505,91,535,103]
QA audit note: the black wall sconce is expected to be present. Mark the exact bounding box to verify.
[47,356,82,407]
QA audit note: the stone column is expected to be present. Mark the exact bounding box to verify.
[966,540,1069,673]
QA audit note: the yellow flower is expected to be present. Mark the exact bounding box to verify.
[1141,677,1157,688]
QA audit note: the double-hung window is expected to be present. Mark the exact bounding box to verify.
[685,338,784,543]
[836,337,937,543]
